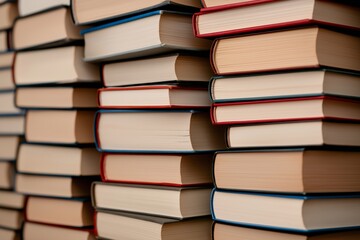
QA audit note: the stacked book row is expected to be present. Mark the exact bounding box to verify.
[193,0,360,239]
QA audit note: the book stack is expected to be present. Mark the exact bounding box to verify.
[194,0,360,239]
[75,0,226,239]
[11,1,101,239]
[0,2,25,240]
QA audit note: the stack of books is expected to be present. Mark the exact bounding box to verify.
[0,2,25,239]
[194,0,360,239]
[75,1,226,239]
[11,1,100,239]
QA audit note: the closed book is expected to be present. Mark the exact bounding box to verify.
[0,208,23,230]
[17,144,100,176]
[194,0,360,38]
[211,96,360,125]
[95,110,226,153]
[0,1,17,30]
[101,153,212,186]
[23,222,95,240]
[25,110,95,145]
[213,222,360,240]
[92,182,211,219]
[13,7,83,50]
[209,69,360,103]
[0,115,24,135]
[14,46,99,86]
[0,228,20,240]
[211,190,360,232]
[211,26,360,75]
[227,120,360,148]
[16,87,98,109]
[26,196,93,227]
[81,11,211,62]
[0,190,25,209]
[0,52,13,68]
[214,149,360,193]
[19,0,70,17]
[98,86,211,109]
[0,31,9,52]
[72,0,201,25]
[0,91,23,115]
[15,173,97,198]
[0,136,20,160]
[0,161,14,189]
[0,68,14,90]
[200,0,262,9]
[102,53,212,87]
[95,210,211,240]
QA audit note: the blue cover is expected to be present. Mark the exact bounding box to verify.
[210,189,360,233]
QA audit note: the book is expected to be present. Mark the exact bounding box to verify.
[0,228,20,240]
[0,1,17,30]
[13,7,83,50]
[200,0,254,9]
[194,0,360,38]
[95,110,226,153]
[26,196,93,227]
[0,115,24,135]
[213,149,360,193]
[15,173,96,198]
[0,91,23,115]
[213,222,360,240]
[16,87,98,109]
[0,190,25,209]
[0,52,13,68]
[0,208,23,230]
[25,110,95,144]
[81,11,211,62]
[227,120,360,148]
[211,96,360,125]
[98,86,211,109]
[23,222,95,240]
[211,26,360,75]
[101,153,212,186]
[0,31,8,51]
[92,182,211,219]
[211,190,360,232]
[0,136,20,160]
[95,210,212,240]
[0,68,14,90]
[102,53,212,87]
[0,161,14,189]
[18,0,70,17]
[17,144,100,176]
[72,0,201,25]
[210,69,360,103]
[13,46,99,86]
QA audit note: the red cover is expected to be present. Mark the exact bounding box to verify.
[210,96,360,125]
[193,0,360,38]
[100,152,212,187]
[97,85,209,109]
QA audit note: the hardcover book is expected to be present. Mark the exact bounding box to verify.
[0,190,25,209]
[194,0,360,38]
[98,86,211,109]
[0,136,20,160]
[211,96,360,125]
[0,91,23,115]
[213,148,360,193]
[0,208,23,230]
[100,153,213,186]
[209,69,360,103]
[95,110,226,153]
[0,1,17,30]
[102,53,212,87]
[0,51,13,68]
[0,115,25,136]
[0,68,14,90]
[95,210,211,240]
[211,190,360,232]
[81,11,211,62]
[227,120,360,148]
[18,0,70,17]
[13,7,83,50]
[72,0,201,25]
[23,222,95,240]
[92,182,212,219]
[211,26,360,75]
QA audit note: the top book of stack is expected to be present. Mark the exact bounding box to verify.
[193,0,360,38]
